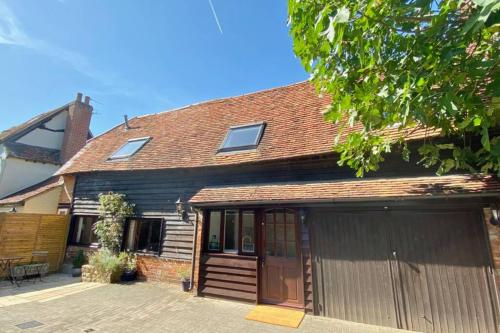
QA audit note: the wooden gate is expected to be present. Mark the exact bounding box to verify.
[0,213,70,275]
[311,208,498,333]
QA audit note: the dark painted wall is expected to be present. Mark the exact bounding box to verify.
[71,152,435,261]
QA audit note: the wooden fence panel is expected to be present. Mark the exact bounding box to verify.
[0,213,70,275]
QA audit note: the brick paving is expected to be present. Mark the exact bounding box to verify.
[0,277,410,333]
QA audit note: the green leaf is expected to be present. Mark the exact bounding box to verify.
[332,7,350,24]
[481,126,491,151]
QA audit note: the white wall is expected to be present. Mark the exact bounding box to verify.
[0,157,59,198]
[16,111,68,149]
[0,145,6,189]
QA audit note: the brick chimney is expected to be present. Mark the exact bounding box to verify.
[60,93,93,164]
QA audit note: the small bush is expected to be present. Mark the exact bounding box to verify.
[118,252,137,272]
[176,266,191,282]
[72,250,86,268]
[89,249,124,275]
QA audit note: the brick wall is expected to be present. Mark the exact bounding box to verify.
[136,255,191,284]
[60,94,93,164]
[484,207,500,291]
[65,245,98,264]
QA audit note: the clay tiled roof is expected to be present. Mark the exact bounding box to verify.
[58,82,435,175]
[189,174,500,205]
[0,176,63,204]
[4,142,61,165]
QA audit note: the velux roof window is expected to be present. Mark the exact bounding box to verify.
[219,122,265,152]
[108,137,150,160]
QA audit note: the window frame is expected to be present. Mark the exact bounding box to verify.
[70,215,99,246]
[204,209,257,256]
[218,122,266,153]
[108,137,151,160]
[240,210,257,255]
[124,218,163,255]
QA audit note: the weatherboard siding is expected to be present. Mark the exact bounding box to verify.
[71,154,431,261]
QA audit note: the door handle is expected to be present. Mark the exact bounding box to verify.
[261,257,265,268]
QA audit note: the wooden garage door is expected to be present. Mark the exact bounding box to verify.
[311,209,498,333]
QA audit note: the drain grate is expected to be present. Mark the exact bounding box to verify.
[15,320,44,329]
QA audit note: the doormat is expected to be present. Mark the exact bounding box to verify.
[245,305,305,328]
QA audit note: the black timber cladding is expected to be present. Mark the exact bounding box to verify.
[72,153,434,261]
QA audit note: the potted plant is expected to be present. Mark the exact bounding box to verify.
[119,252,137,282]
[176,267,191,292]
[72,250,85,277]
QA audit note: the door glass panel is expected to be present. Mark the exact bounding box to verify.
[265,213,274,255]
[276,241,285,257]
[286,213,295,224]
[276,212,284,242]
[224,210,238,252]
[241,211,255,253]
[286,242,297,257]
[286,223,296,242]
[276,211,284,224]
[276,224,284,242]
[208,211,221,251]
[266,241,275,256]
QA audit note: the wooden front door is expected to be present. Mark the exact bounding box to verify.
[260,209,304,307]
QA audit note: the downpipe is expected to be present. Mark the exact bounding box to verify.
[188,208,199,291]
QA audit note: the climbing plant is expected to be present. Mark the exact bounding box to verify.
[94,192,134,254]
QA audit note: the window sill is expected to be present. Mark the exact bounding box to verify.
[202,252,258,259]
[133,251,160,257]
[68,243,100,249]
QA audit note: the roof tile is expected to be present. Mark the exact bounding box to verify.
[58,82,436,174]
[189,174,500,205]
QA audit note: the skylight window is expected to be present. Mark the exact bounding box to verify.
[108,137,150,160]
[219,122,265,152]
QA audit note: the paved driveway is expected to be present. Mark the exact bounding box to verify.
[0,276,409,333]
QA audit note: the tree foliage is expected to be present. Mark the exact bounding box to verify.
[95,192,134,254]
[288,0,499,176]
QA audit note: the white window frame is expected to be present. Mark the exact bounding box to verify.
[108,137,151,160]
[219,122,266,152]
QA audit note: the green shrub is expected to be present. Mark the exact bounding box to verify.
[89,249,124,275]
[72,250,86,268]
[118,252,137,272]
[176,266,191,282]
[95,192,134,254]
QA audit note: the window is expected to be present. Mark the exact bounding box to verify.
[219,123,265,152]
[265,210,297,258]
[125,219,162,253]
[205,210,255,255]
[71,216,98,245]
[241,211,256,253]
[223,210,239,253]
[207,211,221,250]
[108,137,150,160]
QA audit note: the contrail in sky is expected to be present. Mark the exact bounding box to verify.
[208,0,223,34]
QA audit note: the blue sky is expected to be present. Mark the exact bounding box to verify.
[0,0,307,135]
